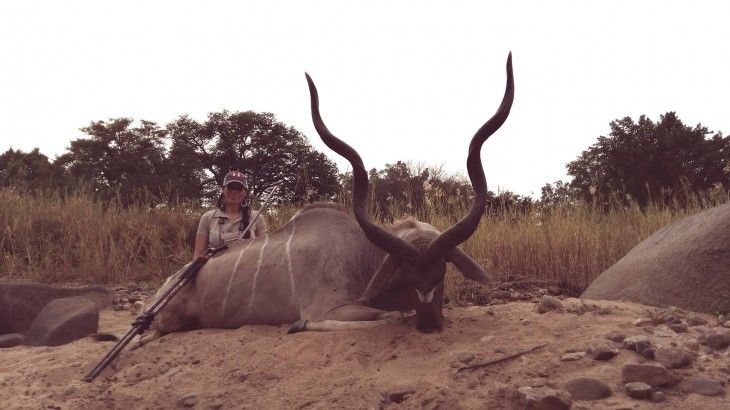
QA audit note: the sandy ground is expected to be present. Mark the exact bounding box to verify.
[1,298,728,410]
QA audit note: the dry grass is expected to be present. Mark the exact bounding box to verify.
[1,185,727,304]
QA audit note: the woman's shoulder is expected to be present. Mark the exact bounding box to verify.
[199,208,222,221]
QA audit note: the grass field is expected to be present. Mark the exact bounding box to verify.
[1,185,727,303]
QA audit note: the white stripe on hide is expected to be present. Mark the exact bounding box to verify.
[247,235,270,309]
[220,240,256,315]
[285,222,296,299]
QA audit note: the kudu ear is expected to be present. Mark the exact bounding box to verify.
[359,254,403,301]
[445,248,495,284]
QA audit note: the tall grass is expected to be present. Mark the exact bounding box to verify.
[1,185,727,304]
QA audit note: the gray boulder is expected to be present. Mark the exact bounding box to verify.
[582,204,730,313]
[0,282,111,334]
[22,296,100,346]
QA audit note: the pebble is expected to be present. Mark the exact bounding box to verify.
[564,377,612,400]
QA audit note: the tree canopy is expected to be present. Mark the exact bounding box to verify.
[167,110,340,203]
[3,111,340,206]
[564,112,729,207]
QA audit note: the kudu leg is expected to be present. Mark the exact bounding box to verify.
[287,304,407,333]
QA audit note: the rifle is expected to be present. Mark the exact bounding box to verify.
[82,185,279,382]
[237,185,278,240]
[82,244,227,382]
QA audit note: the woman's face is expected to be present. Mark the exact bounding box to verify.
[223,183,247,204]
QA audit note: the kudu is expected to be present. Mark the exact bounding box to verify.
[137,53,513,345]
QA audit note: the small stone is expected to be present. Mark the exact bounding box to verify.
[633,318,654,327]
[683,340,700,351]
[456,352,475,364]
[623,335,651,350]
[560,352,586,362]
[564,377,612,400]
[517,387,572,410]
[587,342,619,360]
[664,315,682,324]
[642,347,656,360]
[536,295,563,313]
[669,323,688,333]
[175,394,199,408]
[621,363,671,387]
[650,391,667,402]
[654,347,693,369]
[635,340,652,355]
[686,314,708,326]
[705,331,730,350]
[604,330,627,343]
[624,382,653,400]
[691,376,724,396]
[653,328,678,338]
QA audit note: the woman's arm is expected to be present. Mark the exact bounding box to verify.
[193,233,209,259]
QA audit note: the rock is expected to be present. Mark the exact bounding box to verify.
[516,386,572,410]
[621,363,671,387]
[175,394,199,408]
[683,339,700,351]
[634,340,652,355]
[654,347,693,369]
[581,204,730,314]
[653,328,678,338]
[22,296,99,347]
[623,335,651,350]
[563,377,612,400]
[691,376,724,396]
[704,330,730,350]
[669,323,688,333]
[604,330,627,343]
[560,352,586,362]
[587,342,619,360]
[686,314,709,326]
[456,352,475,364]
[624,382,653,400]
[0,333,24,348]
[0,282,110,334]
[650,390,667,402]
[536,295,563,313]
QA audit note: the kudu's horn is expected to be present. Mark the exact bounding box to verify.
[306,52,514,264]
[306,72,422,263]
[424,52,514,260]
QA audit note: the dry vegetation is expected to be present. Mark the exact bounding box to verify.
[1,185,727,303]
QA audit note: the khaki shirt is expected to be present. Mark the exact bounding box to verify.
[197,208,267,247]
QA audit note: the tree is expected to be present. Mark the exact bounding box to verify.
[0,148,61,190]
[56,118,176,205]
[539,180,577,207]
[567,112,729,207]
[167,110,340,204]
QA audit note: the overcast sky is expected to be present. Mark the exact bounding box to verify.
[1,1,728,198]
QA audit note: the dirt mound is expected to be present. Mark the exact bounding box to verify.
[1,299,727,409]
[582,204,730,314]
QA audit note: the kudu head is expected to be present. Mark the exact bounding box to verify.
[306,53,514,332]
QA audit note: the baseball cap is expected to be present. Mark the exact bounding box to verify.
[223,171,248,189]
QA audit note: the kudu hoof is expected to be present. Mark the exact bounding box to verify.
[287,320,308,334]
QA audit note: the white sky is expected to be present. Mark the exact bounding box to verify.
[1,1,728,198]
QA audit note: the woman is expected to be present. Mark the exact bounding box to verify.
[193,171,267,259]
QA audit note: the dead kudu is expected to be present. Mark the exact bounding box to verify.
[137,53,514,345]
